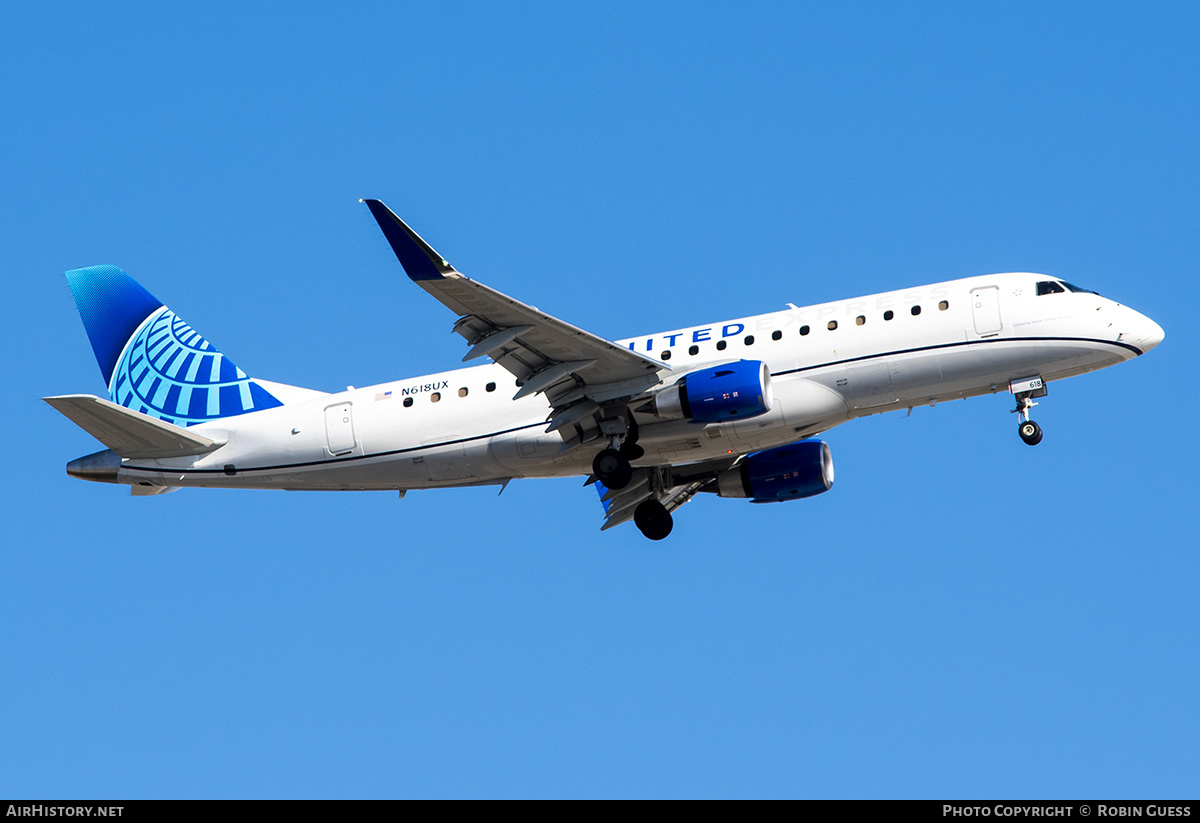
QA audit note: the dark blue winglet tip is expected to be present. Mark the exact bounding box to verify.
[362,199,454,282]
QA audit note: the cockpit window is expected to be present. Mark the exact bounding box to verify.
[1061,281,1099,295]
[1036,281,1065,295]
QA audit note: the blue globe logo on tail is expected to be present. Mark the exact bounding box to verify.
[66,265,282,427]
[112,305,282,426]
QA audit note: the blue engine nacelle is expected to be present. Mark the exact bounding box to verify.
[643,360,773,423]
[716,440,834,502]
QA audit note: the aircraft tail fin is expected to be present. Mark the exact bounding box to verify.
[64,265,283,426]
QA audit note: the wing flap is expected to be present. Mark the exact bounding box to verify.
[44,394,224,459]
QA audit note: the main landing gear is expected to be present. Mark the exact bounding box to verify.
[592,450,675,540]
[591,412,643,490]
[589,412,671,539]
[1009,376,1047,446]
[592,447,633,489]
[591,439,645,489]
[634,499,673,541]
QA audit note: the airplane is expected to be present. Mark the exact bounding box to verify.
[45,200,1165,540]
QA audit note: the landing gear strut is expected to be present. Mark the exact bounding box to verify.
[592,411,640,489]
[634,499,673,540]
[1009,377,1047,446]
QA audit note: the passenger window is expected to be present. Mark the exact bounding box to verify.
[1036,281,1065,295]
[403,397,413,408]
[771,330,782,341]
[486,382,496,392]
[856,315,865,326]
[800,325,810,336]
[458,387,468,398]
[744,335,755,345]
[827,320,838,331]
[939,300,949,310]
[688,345,699,355]
[911,305,921,316]
[661,350,672,360]
[716,340,727,351]
[430,392,441,403]
[884,310,894,321]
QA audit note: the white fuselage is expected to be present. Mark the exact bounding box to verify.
[113,272,1162,492]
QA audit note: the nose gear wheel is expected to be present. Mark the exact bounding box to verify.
[1011,390,1044,446]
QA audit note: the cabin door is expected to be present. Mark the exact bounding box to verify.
[324,403,356,455]
[970,286,1003,336]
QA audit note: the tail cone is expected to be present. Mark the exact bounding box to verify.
[66,449,121,483]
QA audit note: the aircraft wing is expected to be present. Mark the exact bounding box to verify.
[364,200,668,440]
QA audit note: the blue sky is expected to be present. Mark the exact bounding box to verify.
[2,2,1196,798]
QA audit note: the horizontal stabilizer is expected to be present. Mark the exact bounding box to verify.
[44,394,224,459]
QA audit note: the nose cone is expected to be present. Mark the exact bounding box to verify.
[66,449,122,483]
[1132,312,1165,354]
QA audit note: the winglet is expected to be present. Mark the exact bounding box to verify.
[361,199,456,281]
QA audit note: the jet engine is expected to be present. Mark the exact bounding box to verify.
[716,440,834,502]
[641,360,773,423]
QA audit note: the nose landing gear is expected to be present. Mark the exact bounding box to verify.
[1009,376,1047,446]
